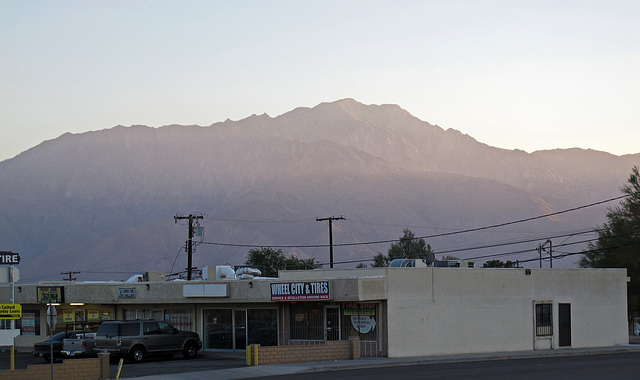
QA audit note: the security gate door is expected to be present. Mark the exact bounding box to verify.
[559,303,571,347]
[325,306,340,341]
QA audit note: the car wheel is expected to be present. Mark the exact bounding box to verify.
[42,354,50,362]
[129,346,146,363]
[182,342,198,359]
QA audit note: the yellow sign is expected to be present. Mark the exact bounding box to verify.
[62,310,74,322]
[88,310,99,321]
[0,304,22,319]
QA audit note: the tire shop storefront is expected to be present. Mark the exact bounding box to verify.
[190,274,387,357]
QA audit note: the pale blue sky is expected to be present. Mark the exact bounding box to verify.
[1,1,638,162]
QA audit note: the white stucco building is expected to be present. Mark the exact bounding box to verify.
[2,266,629,358]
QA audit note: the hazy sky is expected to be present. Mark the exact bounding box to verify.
[1,1,638,162]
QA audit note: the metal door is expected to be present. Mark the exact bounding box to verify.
[325,306,340,341]
[559,303,571,347]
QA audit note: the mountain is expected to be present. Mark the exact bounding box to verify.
[1,99,638,282]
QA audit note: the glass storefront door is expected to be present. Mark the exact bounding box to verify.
[203,309,233,349]
[204,308,278,350]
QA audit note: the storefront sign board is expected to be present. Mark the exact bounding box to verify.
[37,286,64,303]
[270,281,330,301]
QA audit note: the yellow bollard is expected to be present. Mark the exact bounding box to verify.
[10,345,14,370]
[116,357,124,379]
[246,346,251,365]
[254,344,259,366]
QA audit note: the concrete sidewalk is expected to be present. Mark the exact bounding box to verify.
[129,344,640,380]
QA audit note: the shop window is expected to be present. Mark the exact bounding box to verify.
[164,309,194,331]
[123,309,136,321]
[536,303,553,336]
[18,311,40,335]
[204,309,233,349]
[341,302,377,341]
[122,309,193,331]
[290,303,323,340]
[123,309,163,321]
[247,309,277,346]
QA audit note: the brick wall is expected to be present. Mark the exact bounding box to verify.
[0,353,110,380]
[248,336,360,365]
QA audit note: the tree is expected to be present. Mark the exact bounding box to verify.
[372,229,434,267]
[579,166,640,315]
[371,252,389,268]
[483,259,516,268]
[245,247,320,277]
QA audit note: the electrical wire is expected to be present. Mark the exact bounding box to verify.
[204,216,313,224]
[27,193,635,281]
[169,246,185,275]
[198,194,631,249]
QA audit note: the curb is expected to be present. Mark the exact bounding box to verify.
[299,345,640,374]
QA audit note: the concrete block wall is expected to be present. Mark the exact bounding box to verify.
[250,336,360,365]
[0,353,110,380]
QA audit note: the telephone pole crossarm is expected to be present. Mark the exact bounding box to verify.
[61,271,80,281]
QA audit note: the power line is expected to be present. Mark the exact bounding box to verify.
[204,216,313,224]
[328,237,640,268]
[199,194,631,250]
[399,194,631,244]
[23,193,634,281]
[519,239,640,264]
[434,229,597,256]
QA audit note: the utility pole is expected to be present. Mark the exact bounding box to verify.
[316,216,344,268]
[537,239,553,269]
[61,271,80,281]
[174,213,203,280]
[537,244,542,268]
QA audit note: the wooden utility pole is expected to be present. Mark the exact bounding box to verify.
[61,271,80,281]
[316,216,344,268]
[174,213,203,280]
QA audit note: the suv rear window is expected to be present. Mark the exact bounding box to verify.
[97,322,141,337]
[97,323,118,337]
[120,322,140,336]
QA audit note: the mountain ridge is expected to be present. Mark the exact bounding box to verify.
[1,99,638,281]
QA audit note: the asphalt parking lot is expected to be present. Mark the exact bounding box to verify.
[0,350,247,378]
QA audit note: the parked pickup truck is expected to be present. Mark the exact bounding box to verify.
[61,331,97,357]
[61,321,102,358]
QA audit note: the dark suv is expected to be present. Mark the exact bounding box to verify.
[95,320,202,363]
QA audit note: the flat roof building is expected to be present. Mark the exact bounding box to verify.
[1,266,629,358]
